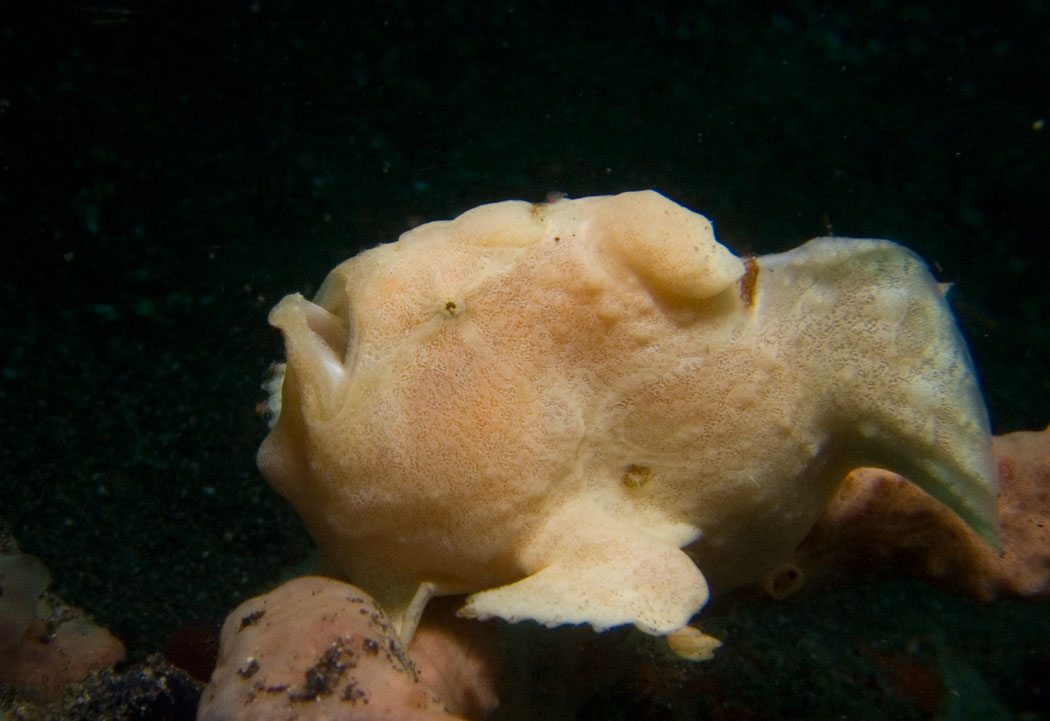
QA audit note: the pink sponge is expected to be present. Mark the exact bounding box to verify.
[779,427,1050,602]
[199,576,489,721]
[0,545,125,697]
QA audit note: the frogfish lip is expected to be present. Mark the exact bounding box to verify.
[266,293,352,421]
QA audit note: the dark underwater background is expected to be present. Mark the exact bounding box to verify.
[2,2,1048,719]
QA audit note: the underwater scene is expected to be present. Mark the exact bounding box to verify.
[2,3,1048,720]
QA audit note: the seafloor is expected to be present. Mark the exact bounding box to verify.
[1,2,1048,719]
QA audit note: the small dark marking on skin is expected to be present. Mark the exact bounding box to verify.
[622,464,651,489]
[239,609,265,629]
[739,256,759,306]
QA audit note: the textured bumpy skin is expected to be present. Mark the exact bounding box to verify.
[258,191,997,655]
